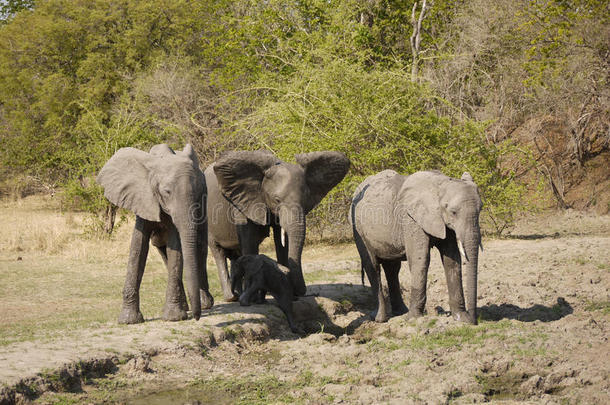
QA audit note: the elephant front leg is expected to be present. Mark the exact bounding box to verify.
[157,246,188,312]
[162,228,188,321]
[238,283,260,307]
[405,233,431,320]
[118,217,151,324]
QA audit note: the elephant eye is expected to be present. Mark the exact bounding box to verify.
[162,188,171,196]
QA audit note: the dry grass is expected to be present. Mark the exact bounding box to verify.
[4,195,605,347]
[0,196,221,345]
[0,195,360,346]
[1,196,79,254]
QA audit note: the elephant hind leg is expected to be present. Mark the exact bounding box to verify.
[210,242,237,302]
[354,229,388,322]
[381,260,408,316]
[404,230,431,319]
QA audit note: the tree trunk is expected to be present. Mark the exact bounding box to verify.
[410,0,430,82]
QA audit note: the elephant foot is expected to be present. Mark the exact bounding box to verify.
[239,298,251,307]
[223,293,239,303]
[201,290,214,310]
[406,309,424,320]
[391,302,409,316]
[118,307,144,324]
[162,304,188,322]
[453,310,477,325]
[370,309,389,323]
[253,297,267,305]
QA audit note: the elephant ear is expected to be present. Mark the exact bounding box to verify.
[213,151,280,225]
[461,172,474,182]
[295,151,350,213]
[96,147,161,222]
[400,171,446,239]
[180,144,201,168]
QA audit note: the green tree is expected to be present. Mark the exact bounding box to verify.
[0,0,213,231]
[232,56,525,235]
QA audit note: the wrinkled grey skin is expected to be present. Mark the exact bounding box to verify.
[350,170,483,324]
[206,150,350,301]
[230,254,299,333]
[97,144,213,324]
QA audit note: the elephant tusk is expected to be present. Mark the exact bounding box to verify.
[281,227,286,247]
[458,240,469,262]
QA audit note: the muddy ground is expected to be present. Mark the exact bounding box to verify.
[0,210,609,404]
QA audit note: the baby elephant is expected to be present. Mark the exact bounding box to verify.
[230,254,299,333]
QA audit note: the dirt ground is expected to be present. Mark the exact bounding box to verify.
[0,209,609,404]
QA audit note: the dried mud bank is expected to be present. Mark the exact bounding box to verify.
[1,213,609,404]
[0,290,372,405]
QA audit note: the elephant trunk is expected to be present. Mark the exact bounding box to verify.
[280,206,307,296]
[458,225,480,325]
[177,221,202,321]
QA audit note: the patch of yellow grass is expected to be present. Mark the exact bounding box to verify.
[1,196,81,254]
[0,195,135,261]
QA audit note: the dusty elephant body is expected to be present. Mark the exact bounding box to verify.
[97,144,213,324]
[206,151,350,301]
[350,170,483,324]
[230,254,299,333]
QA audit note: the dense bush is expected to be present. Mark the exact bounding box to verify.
[1,0,604,235]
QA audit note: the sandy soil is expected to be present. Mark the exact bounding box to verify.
[0,211,608,404]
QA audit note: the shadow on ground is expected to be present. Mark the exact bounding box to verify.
[479,297,573,322]
[203,283,374,339]
[502,233,561,240]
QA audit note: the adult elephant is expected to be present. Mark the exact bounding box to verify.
[350,170,483,324]
[97,144,213,324]
[205,150,350,301]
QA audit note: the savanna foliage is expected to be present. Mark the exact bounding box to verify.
[0,0,607,235]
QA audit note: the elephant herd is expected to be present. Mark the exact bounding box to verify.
[97,144,483,330]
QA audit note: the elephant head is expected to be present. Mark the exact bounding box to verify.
[97,144,207,320]
[214,150,350,296]
[401,171,483,324]
[230,254,260,298]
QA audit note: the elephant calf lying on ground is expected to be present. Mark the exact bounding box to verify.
[230,254,300,333]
